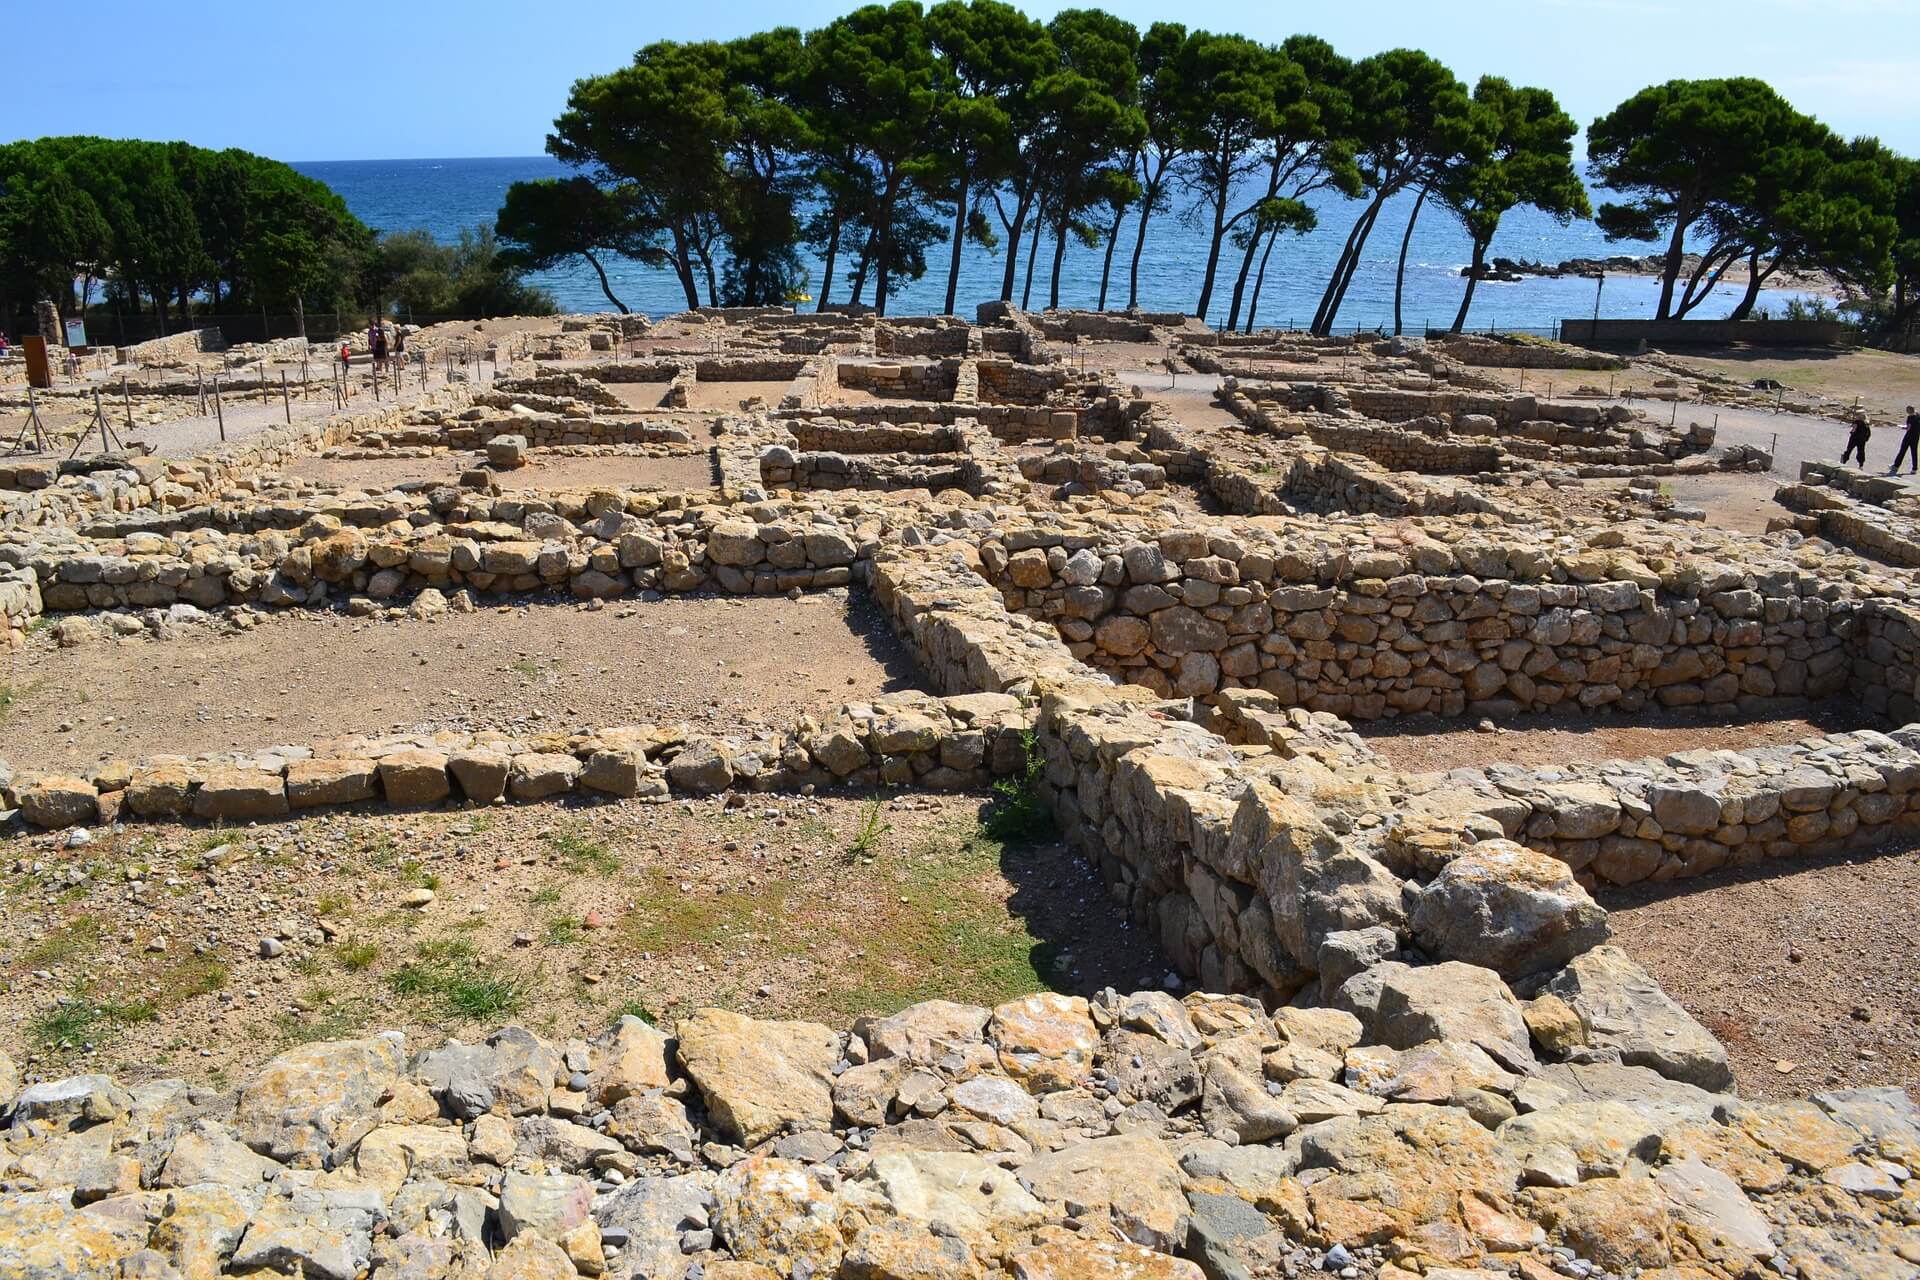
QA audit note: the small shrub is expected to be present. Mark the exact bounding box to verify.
[845,800,892,863]
[983,729,1053,843]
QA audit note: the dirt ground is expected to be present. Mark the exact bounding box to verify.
[601,382,675,411]
[0,590,922,772]
[286,456,460,489]
[681,380,794,411]
[1627,347,1920,422]
[1357,703,1862,773]
[0,791,1168,1087]
[1603,842,1920,1098]
[495,453,717,491]
[1549,471,1793,534]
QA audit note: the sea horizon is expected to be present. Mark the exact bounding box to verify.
[292,155,1825,331]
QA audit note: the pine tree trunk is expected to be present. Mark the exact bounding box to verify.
[1127,178,1158,311]
[1097,206,1124,311]
[817,217,842,312]
[1245,225,1280,333]
[943,168,970,316]
[1451,239,1488,333]
[584,253,629,314]
[1049,221,1067,310]
[1393,186,1430,336]
[1020,217,1040,310]
[1000,187,1033,302]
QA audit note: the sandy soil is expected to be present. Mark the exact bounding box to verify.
[0,591,922,773]
[601,382,675,411]
[681,381,794,411]
[1357,704,1861,773]
[1550,472,1794,534]
[0,791,1168,1086]
[1648,348,1920,422]
[286,457,460,489]
[495,453,717,492]
[1603,843,1920,1098]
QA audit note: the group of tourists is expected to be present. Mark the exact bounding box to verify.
[336,322,407,376]
[1840,405,1920,476]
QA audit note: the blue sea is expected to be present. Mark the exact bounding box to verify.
[293,156,1818,330]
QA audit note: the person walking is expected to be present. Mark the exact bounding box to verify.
[1891,405,1920,476]
[1843,413,1872,468]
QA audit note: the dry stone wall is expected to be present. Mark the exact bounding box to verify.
[976,522,1857,712]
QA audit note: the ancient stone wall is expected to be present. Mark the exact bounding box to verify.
[1431,334,1625,371]
[874,317,973,356]
[835,360,960,401]
[3,691,1031,829]
[118,326,226,365]
[976,523,1855,711]
[760,449,973,494]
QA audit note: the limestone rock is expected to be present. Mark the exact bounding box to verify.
[1406,840,1609,977]
[1334,961,1536,1072]
[1006,1239,1205,1280]
[498,1171,594,1242]
[676,1008,839,1146]
[1018,1134,1190,1251]
[713,1156,847,1277]
[988,993,1098,1092]
[232,1033,406,1166]
[863,1150,1045,1242]
[1543,946,1731,1091]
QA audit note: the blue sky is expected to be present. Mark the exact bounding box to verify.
[8,0,1916,160]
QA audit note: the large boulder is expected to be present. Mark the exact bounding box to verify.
[861,1150,1045,1243]
[987,994,1098,1092]
[233,1034,406,1166]
[1334,961,1536,1072]
[1543,946,1732,1091]
[676,1009,839,1146]
[1017,1134,1190,1252]
[1406,840,1610,977]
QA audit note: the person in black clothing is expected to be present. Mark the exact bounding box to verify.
[1891,405,1920,475]
[1842,413,1872,467]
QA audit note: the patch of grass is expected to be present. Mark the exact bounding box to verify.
[982,729,1054,843]
[389,937,527,1020]
[31,989,157,1051]
[619,870,794,956]
[544,916,582,947]
[274,995,371,1046]
[822,818,1056,1020]
[313,894,352,918]
[530,885,562,906]
[845,800,892,864]
[615,1001,658,1026]
[398,861,441,890]
[547,829,621,875]
[20,915,103,968]
[152,954,229,1004]
[336,940,380,972]
[509,657,556,679]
